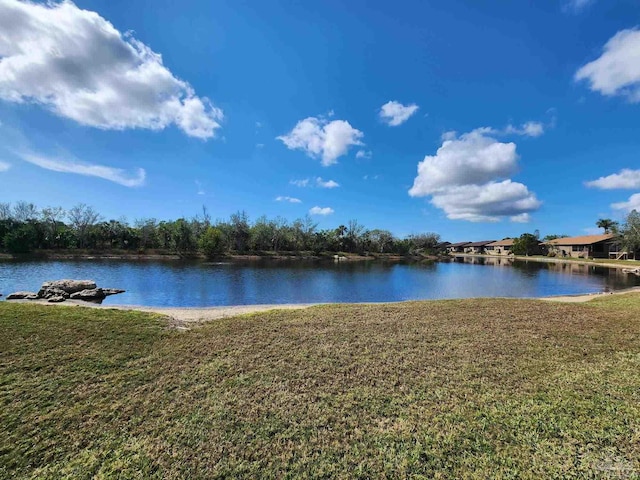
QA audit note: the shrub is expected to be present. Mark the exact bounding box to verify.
[200,227,225,258]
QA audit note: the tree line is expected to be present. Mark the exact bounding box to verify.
[0,202,443,257]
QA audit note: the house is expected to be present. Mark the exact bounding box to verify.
[485,238,514,256]
[446,241,470,254]
[545,234,617,259]
[463,240,496,255]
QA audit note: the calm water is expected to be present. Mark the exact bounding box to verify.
[0,257,638,307]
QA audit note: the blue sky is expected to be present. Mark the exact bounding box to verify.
[1,0,640,241]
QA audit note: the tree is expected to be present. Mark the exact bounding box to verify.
[68,204,101,248]
[542,234,568,242]
[229,211,250,252]
[596,218,618,234]
[369,229,394,253]
[40,206,66,248]
[4,223,38,253]
[13,201,39,222]
[619,210,640,259]
[170,218,197,254]
[511,233,540,256]
[0,203,11,221]
[200,226,225,258]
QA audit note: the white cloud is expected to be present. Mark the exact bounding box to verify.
[429,181,541,222]
[0,160,10,171]
[195,180,205,195]
[510,213,531,223]
[379,101,419,126]
[316,177,339,188]
[586,168,640,189]
[356,150,372,159]
[309,206,334,216]
[0,0,222,138]
[409,128,540,222]
[277,116,363,166]
[563,0,595,13]
[575,28,640,102]
[612,193,640,212]
[19,152,145,187]
[504,121,545,137]
[409,129,519,195]
[275,196,302,203]
[290,178,310,187]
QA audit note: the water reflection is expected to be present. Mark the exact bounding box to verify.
[0,258,638,307]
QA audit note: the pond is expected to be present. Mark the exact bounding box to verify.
[0,257,638,307]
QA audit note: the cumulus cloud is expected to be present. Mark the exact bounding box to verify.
[277,116,363,166]
[19,152,145,187]
[356,150,372,159]
[575,28,640,102]
[0,0,222,138]
[612,193,640,212]
[379,101,419,126]
[316,177,339,188]
[409,128,540,222]
[586,168,640,189]
[0,160,10,171]
[309,206,334,216]
[275,196,301,203]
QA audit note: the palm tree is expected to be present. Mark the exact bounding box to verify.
[596,218,618,234]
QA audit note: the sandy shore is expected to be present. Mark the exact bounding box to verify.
[6,287,640,326]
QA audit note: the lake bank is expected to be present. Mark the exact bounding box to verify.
[8,286,640,326]
[0,250,422,262]
[452,252,640,270]
[2,295,640,477]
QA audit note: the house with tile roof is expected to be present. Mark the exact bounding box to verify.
[545,234,618,259]
[446,241,470,254]
[463,240,496,255]
[485,238,515,256]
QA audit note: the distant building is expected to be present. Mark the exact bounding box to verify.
[446,241,470,254]
[463,240,496,255]
[485,238,514,256]
[545,234,617,259]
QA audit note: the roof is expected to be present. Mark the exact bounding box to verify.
[465,240,497,247]
[448,241,470,247]
[546,234,617,246]
[488,238,515,247]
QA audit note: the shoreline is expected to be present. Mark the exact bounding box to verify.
[452,253,640,270]
[6,287,640,326]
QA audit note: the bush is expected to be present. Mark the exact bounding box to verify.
[547,251,556,257]
[200,227,225,258]
[4,224,38,253]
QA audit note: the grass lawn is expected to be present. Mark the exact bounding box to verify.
[2,296,640,478]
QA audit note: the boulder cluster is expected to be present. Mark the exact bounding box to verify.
[5,280,125,304]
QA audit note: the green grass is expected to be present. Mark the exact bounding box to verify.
[516,254,640,266]
[2,297,640,478]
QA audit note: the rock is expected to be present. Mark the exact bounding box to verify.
[39,280,97,296]
[102,288,126,296]
[47,295,66,303]
[6,291,39,300]
[38,287,70,300]
[70,288,106,301]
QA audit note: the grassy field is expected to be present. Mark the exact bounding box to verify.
[2,297,640,479]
